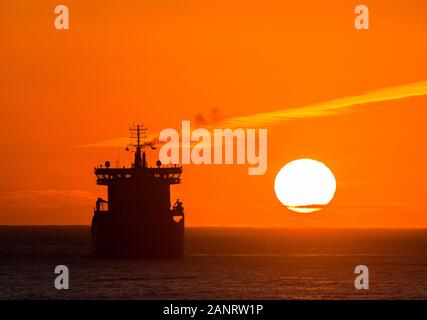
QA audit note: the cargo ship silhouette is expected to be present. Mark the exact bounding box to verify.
[91,124,184,259]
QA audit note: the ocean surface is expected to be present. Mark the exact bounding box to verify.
[0,227,426,299]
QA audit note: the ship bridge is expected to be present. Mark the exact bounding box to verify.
[94,124,183,185]
[95,166,182,185]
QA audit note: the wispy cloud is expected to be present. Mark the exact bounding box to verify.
[75,133,158,148]
[75,81,427,147]
[0,189,95,208]
[217,80,427,128]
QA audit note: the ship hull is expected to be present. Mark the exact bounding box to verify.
[91,213,184,259]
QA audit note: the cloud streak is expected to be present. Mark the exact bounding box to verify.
[0,189,95,208]
[75,134,158,148]
[217,80,427,128]
[75,81,427,147]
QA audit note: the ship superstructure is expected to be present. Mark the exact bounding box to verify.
[91,124,184,258]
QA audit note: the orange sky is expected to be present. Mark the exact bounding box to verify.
[1,0,427,227]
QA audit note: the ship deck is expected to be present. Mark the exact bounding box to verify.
[95,166,183,185]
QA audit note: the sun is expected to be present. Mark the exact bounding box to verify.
[274,159,336,213]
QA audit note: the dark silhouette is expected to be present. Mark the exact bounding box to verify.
[91,124,184,259]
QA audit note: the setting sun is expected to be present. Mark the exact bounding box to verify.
[274,159,336,213]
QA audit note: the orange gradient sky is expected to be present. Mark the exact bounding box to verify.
[1,0,427,227]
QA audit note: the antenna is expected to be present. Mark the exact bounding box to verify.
[129,123,148,149]
[128,123,148,168]
[116,146,120,168]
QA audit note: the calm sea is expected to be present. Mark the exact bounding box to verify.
[0,227,426,299]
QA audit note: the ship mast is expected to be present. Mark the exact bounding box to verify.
[129,124,148,168]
